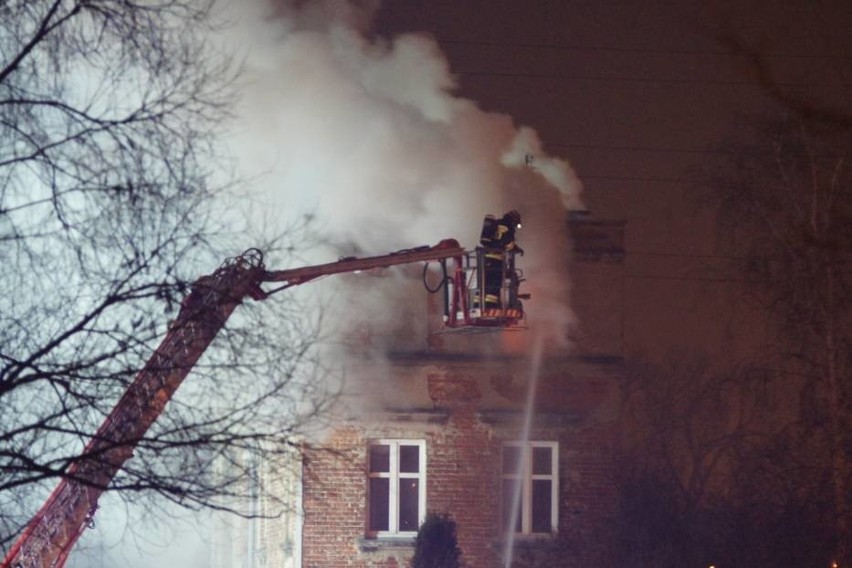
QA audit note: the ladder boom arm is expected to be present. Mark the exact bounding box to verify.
[2,240,465,568]
[261,239,465,289]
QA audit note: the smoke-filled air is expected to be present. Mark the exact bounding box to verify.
[219,0,584,348]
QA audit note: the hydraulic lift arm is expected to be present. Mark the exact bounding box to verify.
[1,240,465,568]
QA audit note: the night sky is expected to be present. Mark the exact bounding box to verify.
[374,0,852,364]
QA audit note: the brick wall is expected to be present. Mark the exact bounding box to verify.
[300,366,619,568]
[302,428,368,567]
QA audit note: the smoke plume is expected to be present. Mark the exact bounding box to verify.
[221,0,583,349]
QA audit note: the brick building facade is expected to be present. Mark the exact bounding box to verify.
[214,213,625,567]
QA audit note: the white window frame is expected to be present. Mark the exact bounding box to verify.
[366,439,427,537]
[502,441,559,535]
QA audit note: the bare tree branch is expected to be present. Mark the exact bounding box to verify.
[0,0,335,557]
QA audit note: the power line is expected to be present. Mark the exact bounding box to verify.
[455,69,849,89]
[623,274,752,283]
[626,249,852,265]
[439,38,852,62]
[580,174,701,183]
[546,141,850,160]
[623,271,852,283]
[623,273,746,283]
[627,250,747,262]
[550,143,729,155]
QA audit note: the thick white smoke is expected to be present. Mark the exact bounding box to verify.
[221,0,583,348]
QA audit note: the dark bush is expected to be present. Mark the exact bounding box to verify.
[411,512,462,568]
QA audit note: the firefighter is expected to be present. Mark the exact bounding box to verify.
[479,210,523,310]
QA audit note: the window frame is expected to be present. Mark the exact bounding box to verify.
[366,439,427,538]
[501,441,559,536]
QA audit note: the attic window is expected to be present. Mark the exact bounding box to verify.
[366,440,426,537]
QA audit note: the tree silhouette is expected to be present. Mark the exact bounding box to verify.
[0,0,334,556]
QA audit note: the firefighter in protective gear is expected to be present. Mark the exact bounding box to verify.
[480,210,523,251]
[479,210,523,310]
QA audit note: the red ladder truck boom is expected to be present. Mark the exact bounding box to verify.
[2,238,524,568]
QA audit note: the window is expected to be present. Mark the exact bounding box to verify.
[367,440,426,536]
[501,441,559,535]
